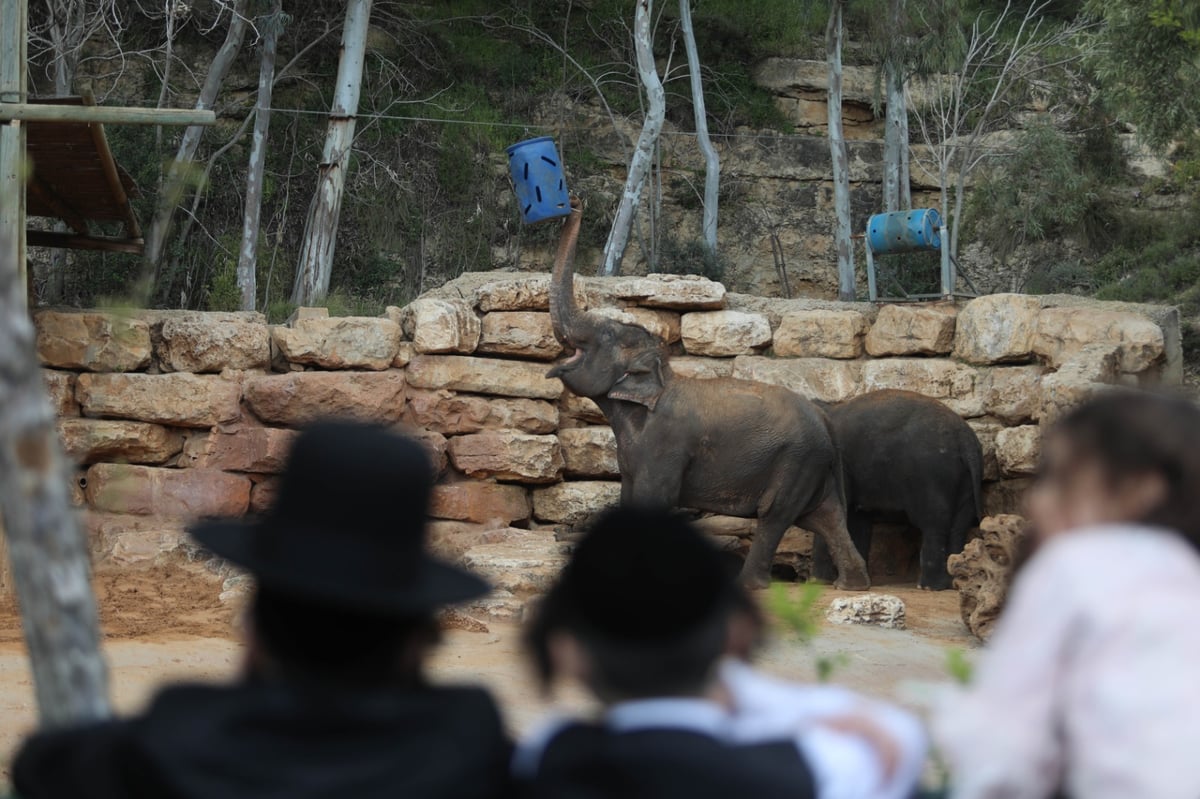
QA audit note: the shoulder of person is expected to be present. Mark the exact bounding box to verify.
[12,718,137,799]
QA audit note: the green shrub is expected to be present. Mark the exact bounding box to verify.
[658,236,730,282]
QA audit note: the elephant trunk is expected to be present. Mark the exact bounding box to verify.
[549,197,585,346]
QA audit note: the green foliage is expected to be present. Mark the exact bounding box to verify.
[766,583,847,683]
[657,236,729,282]
[945,647,975,685]
[205,259,241,312]
[1087,0,1200,151]
[965,125,1097,263]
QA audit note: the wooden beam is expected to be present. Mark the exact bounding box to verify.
[26,230,144,255]
[81,94,142,239]
[0,104,216,127]
[26,174,89,235]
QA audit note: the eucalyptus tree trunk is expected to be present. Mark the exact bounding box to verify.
[237,1,282,312]
[291,0,372,305]
[601,0,665,277]
[145,0,251,278]
[826,0,855,301]
[0,226,111,727]
[679,0,719,255]
[882,0,910,212]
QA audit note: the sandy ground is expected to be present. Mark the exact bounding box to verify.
[0,563,974,783]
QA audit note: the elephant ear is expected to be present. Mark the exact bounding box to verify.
[607,349,666,411]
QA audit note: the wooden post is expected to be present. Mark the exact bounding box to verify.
[1,0,29,311]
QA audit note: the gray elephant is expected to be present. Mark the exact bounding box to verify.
[546,199,869,590]
[812,389,984,590]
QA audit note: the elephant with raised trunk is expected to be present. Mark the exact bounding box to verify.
[813,389,984,590]
[546,198,870,590]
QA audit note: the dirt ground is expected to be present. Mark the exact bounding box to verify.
[0,563,974,783]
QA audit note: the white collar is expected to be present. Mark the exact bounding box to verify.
[606,697,731,737]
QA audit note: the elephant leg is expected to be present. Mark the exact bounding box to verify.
[799,492,870,591]
[740,516,792,590]
[622,456,684,508]
[911,499,956,591]
[814,507,871,583]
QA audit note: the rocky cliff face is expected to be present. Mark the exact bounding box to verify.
[30,275,1181,619]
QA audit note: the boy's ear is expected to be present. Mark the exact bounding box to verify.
[548,632,591,686]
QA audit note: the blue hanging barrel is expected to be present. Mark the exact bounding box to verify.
[866,209,943,255]
[506,136,570,225]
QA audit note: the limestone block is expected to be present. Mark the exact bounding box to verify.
[532,481,622,526]
[461,530,570,594]
[559,427,620,478]
[272,316,402,370]
[406,390,558,435]
[1033,307,1164,373]
[861,359,982,417]
[410,428,450,478]
[953,294,1041,364]
[864,304,958,357]
[43,369,79,417]
[430,481,531,525]
[995,425,1041,476]
[57,419,184,466]
[427,520,491,560]
[981,365,1044,425]
[594,307,681,343]
[406,355,563,400]
[249,477,281,514]
[476,276,553,312]
[826,594,906,629]
[733,356,862,403]
[477,312,562,360]
[406,298,481,355]
[243,371,407,426]
[589,274,726,310]
[670,356,735,380]
[393,342,416,369]
[447,431,563,484]
[84,512,187,565]
[559,395,607,427]
[85,464,251,518]
[35,310,151,372]
[77,373,242,428]
[949,514,1030,641]
[773,310,868,359]
[157,313,270,373]
[967,419,1004,482]
[1037,345,1120,424]
[182,427,298,473]
[681,310,772,357]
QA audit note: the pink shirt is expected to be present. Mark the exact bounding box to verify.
[934,524,1200,799]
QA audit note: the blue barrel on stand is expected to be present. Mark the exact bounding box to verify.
[506,136,570,224]
[866,208,943,255]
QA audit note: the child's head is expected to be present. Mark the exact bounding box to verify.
[1028,391,1200,547]
[525,506,748,703]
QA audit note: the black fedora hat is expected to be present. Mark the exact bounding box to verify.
[190,419,489,614]
[549,506,738,642]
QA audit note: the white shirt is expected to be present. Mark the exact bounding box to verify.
[722,659,928,799]
[933,524,1200,799]
[515,671,925,799]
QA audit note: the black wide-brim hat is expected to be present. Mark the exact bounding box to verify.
[190,419,489,615]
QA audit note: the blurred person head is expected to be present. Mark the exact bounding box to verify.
[524,506,752,703]
[1028,390,1200,551]
[189,419,490,687]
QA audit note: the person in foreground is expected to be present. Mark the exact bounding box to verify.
[516,505,926,799]
[12,419,511,799]
[933,391,1200,799]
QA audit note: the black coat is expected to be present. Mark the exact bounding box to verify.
[519,722,817,799]
[12,679,512,799]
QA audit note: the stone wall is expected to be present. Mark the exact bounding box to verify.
[31,276,1181,617]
